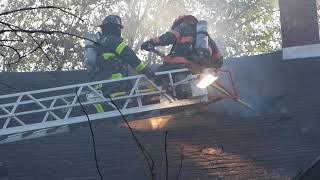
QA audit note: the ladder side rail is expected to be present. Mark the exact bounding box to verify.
[0,75,146,100]
[0,91,87,109]
[0,99,201,136]
[155,68,189,76]
[0,90,166,119]
[0,72,185,120]
[0,75,150,111]
[0,76,147,119]
[0,69,204,137]
[173,75,196,86]
[0,72,183,109]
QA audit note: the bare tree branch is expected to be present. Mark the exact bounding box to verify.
[0,21,24,43]
[0,5,89,71]
[0,6,84,22]
[27,35,55,65]
[0,44,22,59]
[1,40,46,65]
[0,39,22,42]
[0,28,82,38]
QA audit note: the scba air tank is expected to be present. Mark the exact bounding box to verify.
[194,20,211,63]
[84,32,98,69]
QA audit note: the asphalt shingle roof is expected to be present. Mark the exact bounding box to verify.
[0,112,319,180]
[0,52,320,180]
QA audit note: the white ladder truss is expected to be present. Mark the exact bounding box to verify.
[0,69,206,143]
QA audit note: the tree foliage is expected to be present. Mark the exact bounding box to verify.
[0,0,281,72]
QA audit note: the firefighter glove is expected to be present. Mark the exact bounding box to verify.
[141,40,155,51]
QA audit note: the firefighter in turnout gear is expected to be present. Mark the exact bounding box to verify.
[141,15,223,70]
[90,15,153,113]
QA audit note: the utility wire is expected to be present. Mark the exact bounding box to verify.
[75,87,104,180]
[105,94,156,180]
[176,146,184,180]
[165,131,169,180]
[76,85,156,180]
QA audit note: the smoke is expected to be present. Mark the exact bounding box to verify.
[267,0,279,9]
[208,52,287,117]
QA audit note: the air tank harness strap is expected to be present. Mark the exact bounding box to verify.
[115,42,128,55]
[103,41,128,61]
[135,62,146,72]
[103,53,116,61]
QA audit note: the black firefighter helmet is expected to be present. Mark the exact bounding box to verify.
[100,15,123,29]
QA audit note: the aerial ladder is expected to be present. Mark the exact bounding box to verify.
[0,68,253,144]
